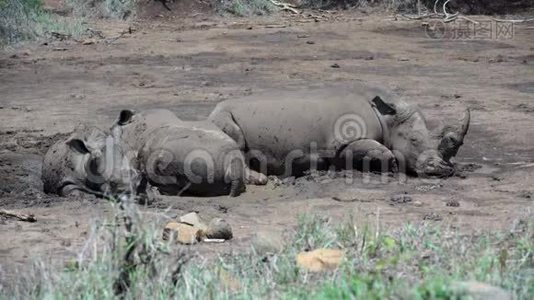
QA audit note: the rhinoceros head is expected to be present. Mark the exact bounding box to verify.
[42,126,140,197]
[372,96,470,177]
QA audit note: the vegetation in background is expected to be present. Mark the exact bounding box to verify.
[215,0,445,16]
[65,0,138,20]
[0,0,84,45]
[298,0,436,11]
[3,197,534,299]
[216,0,277,17]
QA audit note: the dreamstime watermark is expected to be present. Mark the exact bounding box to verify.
[334,113,368,144]
[424,20,514,40]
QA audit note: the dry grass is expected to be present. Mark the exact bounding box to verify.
[0,0,84,45]
[3,198,533,299]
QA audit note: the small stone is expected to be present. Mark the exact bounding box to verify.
[252,231,285,255]
[81,39,95,45]
[446,199,460,207]
[179,212,208,231]
[163,222,202,244]
[296,249,344,272]
[413,201,423,207]
[423,212,442,221]
[390,193,412,204]
[306,40,315,44]
[297,34,309,38]
[451,281,511,300]
[330,63,340,68]
[205,218,233,240]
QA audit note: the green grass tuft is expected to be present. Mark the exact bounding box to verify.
[65,0,138,20]
[3,203,534,299]
[216,0,277,17]
[0,0,85,45]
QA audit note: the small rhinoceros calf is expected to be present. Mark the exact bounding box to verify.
[208,88,470,177]
[42,125,139,197]
[109,108,249,197]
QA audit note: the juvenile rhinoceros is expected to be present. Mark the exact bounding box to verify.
[208,89,470,177]
[109,108,259,197]
[43,109,263,198]
[42,125,140,197]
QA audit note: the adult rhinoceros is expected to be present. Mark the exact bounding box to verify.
[208,89,470,178]
[42,109,266,198]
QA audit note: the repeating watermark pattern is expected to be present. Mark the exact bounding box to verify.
[69,113,452,197]
[333,113,367,144]
[425,20,514,40]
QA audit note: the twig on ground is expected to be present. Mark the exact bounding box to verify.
[106,27,135,44]
[86,28,105,39]
[492,17,534,23]
[399,0,478,24]
[400,13,438,20]
[265,24,287,28]
[0,209,37,222]
[269,0,299,14]
[442,0,459,23]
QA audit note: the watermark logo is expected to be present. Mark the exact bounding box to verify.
[334,113,367,144]
[425,20,514,40]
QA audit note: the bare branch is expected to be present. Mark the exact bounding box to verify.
[492,17,534,23]
[270,0,299,14]
[0,209,36,222]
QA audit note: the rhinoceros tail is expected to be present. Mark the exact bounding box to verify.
[229,178,244,197]
[227,156,245,197]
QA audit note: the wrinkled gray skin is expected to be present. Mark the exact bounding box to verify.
[110,109,250,197]
[209,89,470,177]
[42,125,140,197]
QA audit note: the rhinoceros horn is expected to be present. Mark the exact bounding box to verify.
[438,108,470,161]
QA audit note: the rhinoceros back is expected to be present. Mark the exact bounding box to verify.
[214,90,383,157]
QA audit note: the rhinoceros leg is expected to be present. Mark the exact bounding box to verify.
[336,139,398,173]
[210,110,267,185]
[209,110,246,150]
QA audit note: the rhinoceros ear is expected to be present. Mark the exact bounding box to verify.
[371,96,396,116]
[117,109,135,125]
[67,138,90,155]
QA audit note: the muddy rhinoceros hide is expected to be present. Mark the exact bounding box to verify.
[42,125,140,197]
[110,108,246,197]
[208,88,470,178]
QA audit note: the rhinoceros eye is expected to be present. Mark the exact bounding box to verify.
[409,136,421,145]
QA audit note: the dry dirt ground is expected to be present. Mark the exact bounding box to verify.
[0,11,533,283]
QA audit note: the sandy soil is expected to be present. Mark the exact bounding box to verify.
[0,11,533,284]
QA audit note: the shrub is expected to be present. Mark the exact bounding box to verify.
[298,0,437,11]
[65,0,138,19]
[216,0,277,16]
[0,0,84,45]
